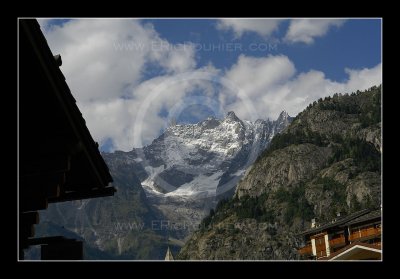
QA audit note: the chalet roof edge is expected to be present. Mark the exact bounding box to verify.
[298,208,381,237]
[21,19,113,189]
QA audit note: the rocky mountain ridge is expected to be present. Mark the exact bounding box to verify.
[178,85,381,260]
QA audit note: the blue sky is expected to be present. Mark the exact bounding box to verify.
[37,18,381,152]
[143,19,380,82]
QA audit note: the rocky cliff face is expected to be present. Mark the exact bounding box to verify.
[178,85,381,260]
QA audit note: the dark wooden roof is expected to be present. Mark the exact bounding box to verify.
[344,209,381,226]
[299,209,381,237]
[19,19,118,259]
[19,19,115,208]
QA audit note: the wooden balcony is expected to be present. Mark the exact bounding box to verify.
[349,227,381,242]
[298,227,381,257]
[298,245,313,255]
[329,236,346,247]
[299,236,345,256]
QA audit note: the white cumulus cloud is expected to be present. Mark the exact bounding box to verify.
[39,19,200,151]
[285,19,347,44]
[40,19,197,103]
[216,18,284,38]
[222,54,381,121]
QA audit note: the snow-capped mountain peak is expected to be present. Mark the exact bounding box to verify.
[224,111,241,122]
[102,110,292,235]
[111,111,292,200]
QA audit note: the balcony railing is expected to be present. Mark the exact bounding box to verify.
[349,227,381,242]
[298,226,381,257]
[329,236,346,247]
[298,245,312,255]
[299,236,345,256]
